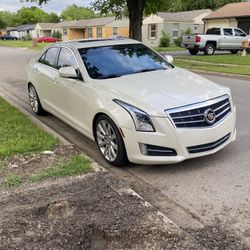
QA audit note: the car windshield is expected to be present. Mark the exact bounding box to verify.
[78,43,170,79]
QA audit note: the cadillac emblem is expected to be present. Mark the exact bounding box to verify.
[204,109,216,124]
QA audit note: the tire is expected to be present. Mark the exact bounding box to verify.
[95,115,128,167]
[188,49,199,55]
[230,50,238,54]
[28,84,46,115]
[204,43,215,55]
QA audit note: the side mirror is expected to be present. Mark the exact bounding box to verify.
[164,55,174,64]
[59,66,78,79]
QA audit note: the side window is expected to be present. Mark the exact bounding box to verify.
[57,47,78,69]
[42,47,59,68]
[148,24,157,39]
[223,28,233,36]
[206,28,220,35]
[234,28,246,37]
[38,52,46,64]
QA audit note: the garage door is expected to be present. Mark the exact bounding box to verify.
[238,19,250,34]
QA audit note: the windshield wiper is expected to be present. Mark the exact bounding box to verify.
[99,74,122,79]
[135,68,165,74]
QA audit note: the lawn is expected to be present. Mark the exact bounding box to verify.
[177,54,250,66]
[154,46,185,52]
[174,59,250,76]
[0,96,58,158]
[0,40,48,50]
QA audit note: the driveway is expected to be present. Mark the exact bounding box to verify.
[0,46,249,246]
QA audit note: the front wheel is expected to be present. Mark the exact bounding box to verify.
[188,49,199,55]
[204,43,215,55]
[95,115,128,167]
[28,84,46,115]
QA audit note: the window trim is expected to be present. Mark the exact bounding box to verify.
[38,47,60,69]
[87,27,93,38]
[148,24,157,40]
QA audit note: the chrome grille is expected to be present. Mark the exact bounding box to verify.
[187,133,230,154]
[166,95,231,128]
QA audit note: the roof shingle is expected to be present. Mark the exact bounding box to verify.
[204,2,250,20]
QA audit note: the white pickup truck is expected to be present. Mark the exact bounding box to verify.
[182,27,250,55]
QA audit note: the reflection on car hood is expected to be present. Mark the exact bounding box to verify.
[95,67,229,117]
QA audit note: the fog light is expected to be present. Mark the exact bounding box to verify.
[139,143,148,155]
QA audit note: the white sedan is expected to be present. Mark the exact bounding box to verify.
[27,38,236,166]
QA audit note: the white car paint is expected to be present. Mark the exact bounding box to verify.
[27,38,236,165]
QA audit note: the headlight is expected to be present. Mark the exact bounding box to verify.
[113,99,155,132]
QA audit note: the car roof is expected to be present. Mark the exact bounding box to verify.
[53,37,141,49]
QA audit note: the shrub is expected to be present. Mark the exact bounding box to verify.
[52,30,62,39]
[159,31,170,47]
[174,28,192,47]
[23,34,32,41]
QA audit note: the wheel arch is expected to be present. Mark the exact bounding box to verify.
[205,40,217,48]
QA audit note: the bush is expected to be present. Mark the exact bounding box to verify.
[22,34,32,41]
[52,30,62,39]
[174,28,192,47]
[159,31,170,47]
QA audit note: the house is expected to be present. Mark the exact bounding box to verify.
[34,23,56,37]
[8,24,36,39]
[142,9,212,47]
[52,16,129,41]
[203,2,250,34]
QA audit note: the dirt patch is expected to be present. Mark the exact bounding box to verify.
[0,144,81,186]
[0,171,202,250]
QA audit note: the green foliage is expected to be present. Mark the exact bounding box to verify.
[160,0,245,12]
[52,30,62,39]
[60,4,96,20]
[0,96,58,158]
[0,11,17,27]
[174,28,192,47]
[23,33,32,41]
[159,31,170,47]
[47,12,60,23]
[4,175,23,187]
[30,155,92,182]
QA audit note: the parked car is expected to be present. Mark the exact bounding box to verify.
[182,27,250,55]
[27,38,236,166]
[0,34,18,40]
[37,36,61,43]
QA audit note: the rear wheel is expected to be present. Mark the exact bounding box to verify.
[188,49,199,55]
[95,115,128,167]
[204,43,215,55]
[230,50,238,54]
[28,84,46,115]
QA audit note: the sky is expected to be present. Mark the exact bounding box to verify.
[0,0,92,14]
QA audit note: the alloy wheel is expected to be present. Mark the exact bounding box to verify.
[96,120,118,162]
[28,86,39,113]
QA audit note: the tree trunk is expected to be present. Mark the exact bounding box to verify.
[127,0,146,41]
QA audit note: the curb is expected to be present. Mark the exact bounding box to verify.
[189,69,250,81]
[0,83,180,231]
[0,85,71,145]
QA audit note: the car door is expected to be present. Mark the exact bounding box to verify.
[53,47,93,136]
[221,28,235,49]
[33,47,61,112]
[234,28,247,48]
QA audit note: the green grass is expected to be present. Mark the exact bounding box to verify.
[154,46,185,52]
[0,97,58,158]
[0,40,48,50]
[175,59,250,76]
[177,54,250,66]
[30,155,92,182]
[3,175,23,187]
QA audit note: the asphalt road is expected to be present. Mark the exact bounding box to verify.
[0,46,249,245]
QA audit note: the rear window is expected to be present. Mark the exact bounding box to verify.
[206,28,221,35]
[78,44,170,79]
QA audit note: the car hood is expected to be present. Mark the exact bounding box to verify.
[94,67,229,117]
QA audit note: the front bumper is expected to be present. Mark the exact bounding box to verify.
[121,105,236,165]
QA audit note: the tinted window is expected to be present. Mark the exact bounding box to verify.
[43,47,59,68]
[78,44,170,79]
[38,52,46,64]
[206,28,220,35]
[223,28,233,36]
[58,48,78,69]
[234,28,246,37]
